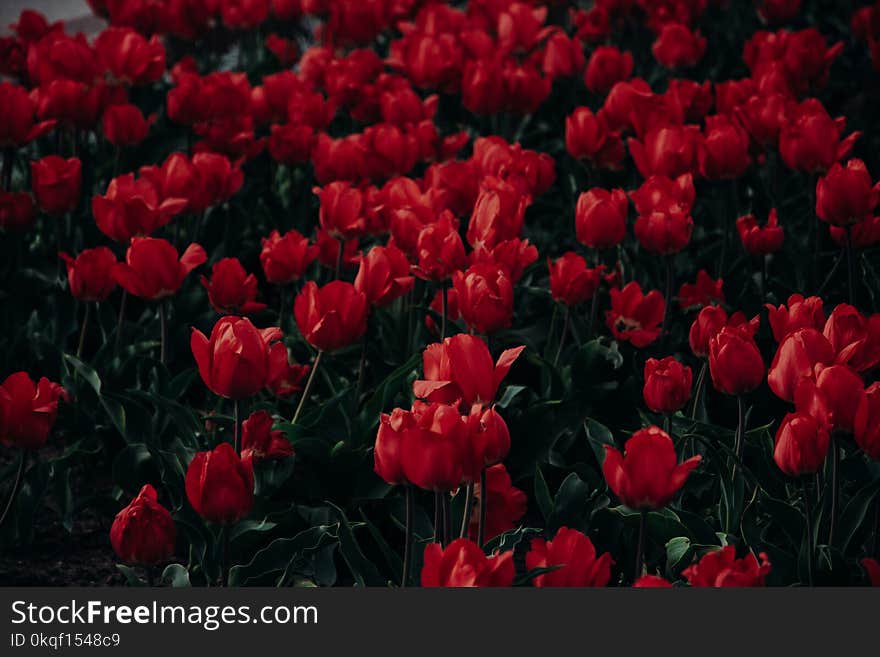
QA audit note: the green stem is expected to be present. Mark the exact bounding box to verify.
[828,435,840,547]
[233,399,240,455]
[802,478,814,587]
[158,301,168,365]
[732,395,746,480]
[401,485,413,587]
[114,290,127,357]
[634,510,647,582]
[554,306,570,367]
[459,482,474,539]
[0,450,25,530]
[292,350,323,425]
[76,303,92,359]
[477,468,487,547]
[690,361,708,420]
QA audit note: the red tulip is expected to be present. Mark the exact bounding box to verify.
[855,383,880,460]
[737,210,784,255]
[0,82,55,148]
[766,294,825,343]
[652,23,706,69]
[190,153,245,211]
[689,306,753,358]
[265,344,310,399]
[779,98,859,173]
[93,173,188,243]
[110,484,176,565]
[185,443,254,524]
[265,33,298,67]
[59,247,118,302]
[400,401,467,492]
[628,125,700,179]
[355,244,414,307]
[823,304,880,373]
[526,526,613,587]
[315,181,366,240]
[114,238,206,301]
[467,463,526,542]
[708,326,765,395]
[565,107,624,169]
[682,546,770,587]
[452,264,514,335]
[259,229,318,285]
[413,334,525,407]
[602,426,701,510]
[467,177,528,249]
[374,408,410,486]
[549,253,603,307]
[634,208,693,255]
[294,281,368,352]
[830,215,880,250]
[461,405,511,481]
[200,257,267,315]
[31,156,81,215]
[421,538,514,587]
[241,410,293,462]
[773,411,831,476]
[575,188,628,249]
[634,575,673,587]
[191,316,283,400]
[643,357,693,414]
[666,79,713,123]
[0,372,68,450]
[629,174,695,218]
[584,46,633,96]
[698,115,751,180]
[768,328,834,402]
[102,104,153,147]
[541,31,585,79]
[315,229,361,271]
[606,282,665,348]
[793,364,865,434]
[413,212,468,282]
[862,558,880,586]
[816,159,880,227]
[94,27,165,86]
[268,124,314,165]
[678,269,724,310]
[0,192,35,232]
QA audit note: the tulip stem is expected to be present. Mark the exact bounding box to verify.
[0,450,25,531]
[828,435,840,547]
[292,350,323,425]
[335,238,344,280]
[158,301,168,365]
[662,256,673,333]
[588,289,599,338]
[433,492,441,543]
[114,290,127,358]
[221,526,231,587]
[401,484,413,587]
[477,468,487,547]
[554,307,570,367]
[440,284,448,340]
[732,395,746,480]
[634,510,647,583]
[76,303,92,359]
[441,493,450,546]
[802,478,814,587]
[278,285,287,329]
[459,482,474,539]
[844,227,856,306]
[690,361,708,420]
[233,399,240,454]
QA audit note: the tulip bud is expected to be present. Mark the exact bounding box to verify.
[452,264,514,335]
[766,294,825,343]
[768,328,834,402]
[708,326,765,396]
[102,104,153,147]
[816,159,880,227]
[400,402,467,492]
[30,155,81,215]
[652,23,706,69]
[0,372,68,450]
[241,410,293,462]
[59,247,118,302]
[200,257,267,315]
[185,443,254,524]
[293,281,369,352]
[549,253,603,306]
[575,188,628,249]
[114,238,206,301]
[421,538,514,587]
[526,526,613,587]
[110,484,176,565]
[584,46,633,96]
[736,210,784,256]
[260,229,318,285]
[682,546,771,587]
[643,357,693,414]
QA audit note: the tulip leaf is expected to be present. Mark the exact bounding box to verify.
[329,502,387,587]
[63,354,127,439]
[228,525,336,587]
[838,477,880,553]
[161,564,192,588]
[116,565,145,587]
[497,385,527,409]
[534,465,553,522]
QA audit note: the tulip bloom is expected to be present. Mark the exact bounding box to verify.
[110,484,176,565]
[602,426,701,510]
[93,173,188,243]
[413,334,525,408]
[793,364,865,434]
[682,546,771,587]
[634,209,693,255]
[708,326,765,396]
[779,99,859,173]
[652,23,706,69]
[816,159,880,227]
[565,107,624,169]
[241,410,293,462]
[584,47,633,96]
[191,316,284,400]
[678,269,724,310]
[102,103,153,147]
[767,328,834,402]
[526,526,613,587]
[59,247,118,302]
[0,372,68,450]
[467,177,528,249]
[294,281,368,352]
[629,125,701,179]
[467,463,527,541]
[265,344,310,399]
[94,27,165,86]
[452,264,514,335]
[259,229,318,285]
[30,156,81,216]
[822,303,880,373]
[374,408,410,486]
[698,115,751,180]
[400,401,467,492]
[643,357,693,414]
[737,210,784,255]
[0,82,55,148]
[606,282,665,348]
[413,212,468,282]
[315,181,366,239]
[766,294,825,343]
[200,257,267,315]
[462,405,511,481]
[575,188,628,249]
[354,244,414,307]
[774,412,831,476]
[549,253,603,307]
[114,238,206,301]
[855,383,880,460]
[185,443,254,525]
[421,538,514,587]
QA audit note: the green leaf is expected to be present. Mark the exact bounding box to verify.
[839,478,880,553]
[64,354,127,438]
[665,536,693,572]
[534,465,553,522]
[229,525,336,587]
[328,502,387,587]
[497,385,527,409]
[116,564,145,587]
[161,564,192,587]
[230,518,278,542]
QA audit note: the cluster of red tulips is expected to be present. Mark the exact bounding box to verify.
[1,0,880,588]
